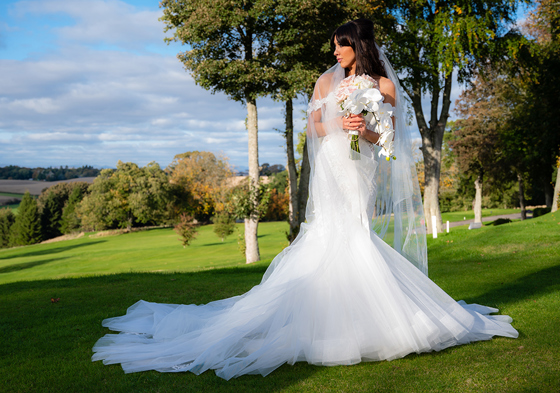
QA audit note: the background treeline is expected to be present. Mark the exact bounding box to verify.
[0,152,290,249]
[0,165,100,181]
[413,0,560,219]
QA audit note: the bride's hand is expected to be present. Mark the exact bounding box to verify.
[342,114,366,135]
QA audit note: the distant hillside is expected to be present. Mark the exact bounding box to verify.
[0,165,100,181]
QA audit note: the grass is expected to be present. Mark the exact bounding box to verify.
[441,208,521,223]
[0,192,25,198]
[1,215,560,392]
[0,222,289,285]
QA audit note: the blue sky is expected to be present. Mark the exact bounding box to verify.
[0,0,529,171]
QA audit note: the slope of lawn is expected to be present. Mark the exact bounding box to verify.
[0,222,289,285]
[1,214,559,392]
[440,208,521,223]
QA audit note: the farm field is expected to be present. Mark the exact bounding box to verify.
[1,214,559,392]
[0,177,96,196]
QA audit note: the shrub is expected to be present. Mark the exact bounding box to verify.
[10,191,42,246]
[213,213,235,241]
[533,207,551,218]
[174,213,198,247]
[0,208,16,248]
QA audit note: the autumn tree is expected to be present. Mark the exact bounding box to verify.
[381,0,521,232]
[167,151,233,222]
[160,0,278,263]
[10,191,42,246]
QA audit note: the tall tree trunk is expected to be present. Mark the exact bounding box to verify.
[297,136,310,228]
[284,99,299,242]
[245,97,260,263]
[552,164,560,213]
[421,134,443,234]
[518,172,526,220]
[407,71,452,234]
[474,173,483,223]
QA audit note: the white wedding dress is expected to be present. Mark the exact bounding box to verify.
[92,64,518,380]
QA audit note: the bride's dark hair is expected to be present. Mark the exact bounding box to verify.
[331,19,387,78]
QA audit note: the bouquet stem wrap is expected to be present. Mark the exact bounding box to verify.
[347,130,361,160]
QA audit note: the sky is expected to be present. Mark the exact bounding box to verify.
[0,0,529,171]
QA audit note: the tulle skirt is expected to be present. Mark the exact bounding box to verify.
[92,218,518,380]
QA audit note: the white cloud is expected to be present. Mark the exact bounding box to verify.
[12,0,164,49]
[1,0,290,169]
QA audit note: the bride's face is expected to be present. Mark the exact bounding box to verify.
[333,37,356,74]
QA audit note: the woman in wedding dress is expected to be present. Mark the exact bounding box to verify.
[92,19,518,380]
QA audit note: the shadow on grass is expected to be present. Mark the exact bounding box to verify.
[200,242,231,247]
[0,257,68,274]
[0,240,106,260]
[0,267,317,393]
[462,263,560,307]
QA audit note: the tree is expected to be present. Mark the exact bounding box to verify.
[79,162,175,231]
[167,151,232,221]
[0,208,16,248]
[175,213,199,247]
[213,213,236,242]
[452,71,502,223]
[60,186,84,234]
[40,191,62,239]
[160,0,278,263]
[37,182,90,240]
[382,0,520,232]
[521,0,560,208]
[10,191,42,246]
[553,153,560,213]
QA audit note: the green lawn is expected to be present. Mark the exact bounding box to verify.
[0,222,289,285]
[441,208,521,223]
[1,215,559,392]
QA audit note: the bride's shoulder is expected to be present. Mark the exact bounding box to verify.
[377,76,396,105]
[377,76,395,96]
[313,72,336,97]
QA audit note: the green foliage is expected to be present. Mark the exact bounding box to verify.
[532,207,551,218]
[213,213,235,242]
[237,230,246,257]
[37,182,90,240]
[267,171,288,193]
[270,0,369,101]
[175,213,199,247]
[161,0,277,102]
[10,191,42,246]
[0,208,15,248]
[60,187,84,234]
[79,161,178,231]
[40,191,62,240]
[231,180,270,221]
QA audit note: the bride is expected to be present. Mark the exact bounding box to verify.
[92,19,518,380]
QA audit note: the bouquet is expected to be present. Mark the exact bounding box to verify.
[335,74,396,161]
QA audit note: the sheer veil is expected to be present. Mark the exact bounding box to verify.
[305,46,428,275]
